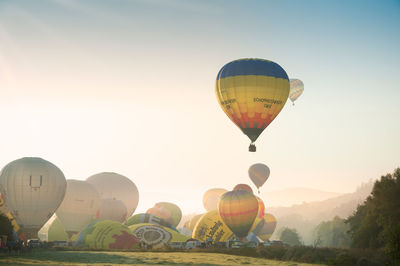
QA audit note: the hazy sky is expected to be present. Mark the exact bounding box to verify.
[0,0,399,214]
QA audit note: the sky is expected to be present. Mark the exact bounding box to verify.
[0,0,399,214]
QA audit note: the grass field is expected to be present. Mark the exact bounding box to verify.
[0,250,320,265]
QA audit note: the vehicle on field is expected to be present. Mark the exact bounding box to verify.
[168,242,185,249]
[185,239,202,249]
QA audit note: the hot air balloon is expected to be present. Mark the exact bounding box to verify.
[289,79,304,105]
[146,202,182,227]
[215,58,290,152]
[248,163,270,193]
[77,220,140,249]
[86,172,139,217]
[192,210,233,242]
[56,180,101,239]
[218,190,259,240]
[252,213,277,241]
[249,196,265,233]
[233,184,253,193]
[129,223,189,249]
[38,215,68,242]
[187,214,203,232]
[0,157,67,239]
[0,191,20,232]
[125,213,176,230]
[202,188,227,211]
[95,198,127,223]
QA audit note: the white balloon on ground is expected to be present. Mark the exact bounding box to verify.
[0,157,67,238]
[86,172,139,217]
[56,179,101,238]
[95,198,127,223]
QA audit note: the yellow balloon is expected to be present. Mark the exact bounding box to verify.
[192,210,234,242]
[77,220,140,249]
[215,59,290,152]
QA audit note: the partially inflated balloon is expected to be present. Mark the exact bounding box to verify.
[252,213,277,241]
[215,58,290,152]
[203,188,227,211]
[129,223,189,249]
[86,172,139,217]
[77,220,140,249]
[289,79,304,105]
[0,192,19,232]
[38,215,68,242]
[187,214,203,232]
[218,190,259,239]
[125,213,175,230]
[248,163,270,192]
[0,157,67,238]
[56,180,101,237]
[233,184,253,193]
[146,202,182,227]
[192,210,233,242]
[249,196,265,233]
[96,199,127,223]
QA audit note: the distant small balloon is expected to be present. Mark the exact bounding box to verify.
[289,79,304,105]
[248,163,270,193]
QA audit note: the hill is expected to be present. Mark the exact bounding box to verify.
[261,187,342,207]
[269,181,374,244]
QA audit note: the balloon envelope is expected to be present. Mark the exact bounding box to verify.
[233,184,253,193]
[202,188,227,211]
[38,215,68,242]
[86,172,139,217]
[249,196,265,233]
[146,202,182,227]
[192,210,233,242]
[187,214,203,232]
[0,157,67,238]
[77,220,140,249]
[218,190,259,238]
[56,180,101,235]
[125,213,175,230]
[248,163,270,189]
[289,79,304,104]
[215,58,290,149]
[253,213,277,241]
[96,198,127,223]
[129,223,189,249]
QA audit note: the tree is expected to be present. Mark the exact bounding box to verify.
[280,227,302,246]
[314,216,351,248]
[346,168,400,250]
[0,213,13,240]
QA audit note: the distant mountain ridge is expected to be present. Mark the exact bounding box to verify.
[261,187,343,207]
[269,181,374,244]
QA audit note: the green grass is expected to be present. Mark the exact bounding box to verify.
[0,250,320,265]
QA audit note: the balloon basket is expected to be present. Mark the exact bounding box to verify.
[249,144,256,152]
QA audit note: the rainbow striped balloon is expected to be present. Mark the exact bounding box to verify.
[218,190,259,238]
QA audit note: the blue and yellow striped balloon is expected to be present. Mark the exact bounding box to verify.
[215,58,290,151]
